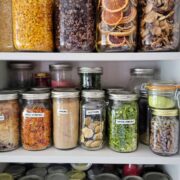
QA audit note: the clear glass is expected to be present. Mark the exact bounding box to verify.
[0,0,15,52]
[54,0,96,52]
[140,0,180,51]
[108,99,138,152]
[0,99,19,152]
[53,97,79,149]
[80,97,106,150]
[21,99,51,151]
[12,0,54,51]
[96,0,137,52]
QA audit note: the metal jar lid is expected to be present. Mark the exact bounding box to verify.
[19,175,43,180]
[48,165,68,174]
[46,173,68,180]
[71,163,92,171]
[0,91,18,100]
[49,64,72,71]
[26,168,47,177]
[106,87,125,94]
[152,109,178,117]
[78,67,103,74]
[22,91,50,100]
[143,172,171,180]
[31,87,51,92]
[9,63,33,70]
[130,68,155,75]
[52,90,79,98]
[109,91,138,101]
[5,165,26,178]
[82,90,105,98]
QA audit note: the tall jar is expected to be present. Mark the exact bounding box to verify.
[54,0,96,52]
[80,90,106,150]
[140,0,180,51]
[52,90,80,150]
[150,109,179,156]
[96,0,138,52]
[0,0,15,52]
[21,91,51,151]
[0,91,20,151]
[12,0,54,51]
[108,92,138,152]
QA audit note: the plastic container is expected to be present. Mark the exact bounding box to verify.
[12,0,54,52]
[33,72,50,88]
[19,175,43,180]
[48,165,68,174]
[150,109,179,156]
[49,64,75,88]
[5,165,26,179]
[143,172,172,180]
[26,168,47,177]
[45,173,68,180]
[52,90,80,149]
[78,67,103,90]
[96,0,137,52]
[0,173,13,180]
[108,92,138,152]
[140,0,180,52]
[0,91,20,152]
[0,0,15,52]
[21,91,51,151]
[54,0,96,52]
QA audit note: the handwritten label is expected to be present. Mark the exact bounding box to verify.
[24,112,44,118]
[86,110,101,115]
[58,109,68,115]
[116,119,135,125]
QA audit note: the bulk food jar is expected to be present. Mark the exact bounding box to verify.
[21,91,51,151]
[54,0,96,52]
[12,0,54,51]
[0,91,20,152]
[150,109,179,156]
[108,92,138,152]
[140,0,180,51]
[52,90,80,150]
[96,0,137,52]
[80,90,106,150]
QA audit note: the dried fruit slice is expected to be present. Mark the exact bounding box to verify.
[120,7,137,24]
[102,10,123,26]
[102,0,129,13]
[107,35,126,47]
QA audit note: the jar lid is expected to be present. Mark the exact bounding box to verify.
[5,165,26,177]
[130,68,155,75]
[53,88,77,91]
[152,109,178,116]
[34,72,50,78]
[26,168,47,177]
[78,67,103,74]
[67,170,86,180]
[106,87,125,94]
[143,172,170,180]
[22,91,50,100]
[48,165,68,174]
[0,173,13,180]
[109,91,138,101]
[31,87,51,92]
[0,91,18,100]
[71,163,92,171]
[123,176,143,180]
[9,63,33,70]
[46,173,68,180]
[82,90,105,98]
[19,175,44,180]
[49,64,72,71]
[52,90,79,98]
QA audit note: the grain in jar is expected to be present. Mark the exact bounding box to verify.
[12,0,54,51]
[52,90,80,149]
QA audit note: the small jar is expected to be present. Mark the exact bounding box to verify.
[150,109,179,156]
[49,64,75,88]
[78,67,103,90]
[0,91,20,152]
[21,91,51,151]
[33,72,50,88]
[8,63,33,89]
[52,90,80,149]
[5,165,26,179]
[108,92,138,152]
[80,90,106,150]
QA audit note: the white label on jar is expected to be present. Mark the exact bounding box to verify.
[24,112,44,118]
[116,119,135,125]
[86,110,101,115]
[0,115,5,121]
[58,109,68,114]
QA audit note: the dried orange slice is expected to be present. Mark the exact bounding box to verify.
[102,0,129,13]
[120,7,137,24]
[102,10,123,26]
[107,35,126,47]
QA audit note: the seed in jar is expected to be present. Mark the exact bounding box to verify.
[93,133,103,140]
[82,127,94,138]
[90,140,102,148]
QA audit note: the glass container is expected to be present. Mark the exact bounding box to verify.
[33,72,50,88]
[5,165,26,179]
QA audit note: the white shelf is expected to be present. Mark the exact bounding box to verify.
[0,52,179,61]
[1,145,179,164]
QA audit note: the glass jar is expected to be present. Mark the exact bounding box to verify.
[26,168,47,177]
[67,170,86,180]
[8,63,33,89]
[12,0,54,52]
[49,64,75,88]
[33,72,50,88]
[54,0,96,52]
[80,90,106,150]
[21,91,51,151]
[52,90,79,150]
[96,0,137,52]
[150,109,179,156]
[108,92,138,152]
[0,0,15,52]
[5,165,26,179]
[140,0,180,52]
[78,67,103,90]
[0,91,20,152]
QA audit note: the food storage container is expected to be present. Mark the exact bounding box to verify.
[122,176,143,180]
[46,173,68,180]
[5,165,26,179]
[26,168,47,177]
[78,67,103,90]
[96,0,137,52]
[48,165,68,174]
[67,170,86,180]
[140,0,180,52]
[89,173,120,180]
[108,92,138,152]
[143,172,172,180]
[12,0,54,52]
[8,62,33,89]
[0,91,20,152]
[21,91,51,151]
[54,0,96,52]
[52,90,80,149]
[80,90,106,150]
[33,72,50,88]
[0,0,15,52]
[49,64,75,88]
[0,173,13,180]
[19,175,44,180]
[150,109,179,156]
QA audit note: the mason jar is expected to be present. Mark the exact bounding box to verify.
[108,92,138,152]
[80,90,106,150]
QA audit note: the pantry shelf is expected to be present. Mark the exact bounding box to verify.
[1,145,179,164]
